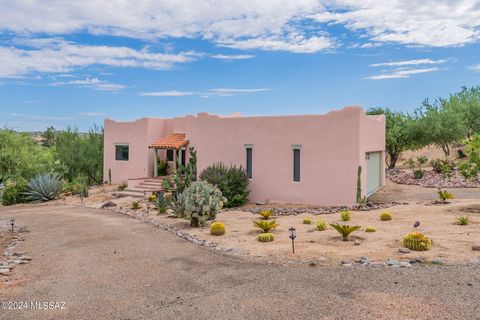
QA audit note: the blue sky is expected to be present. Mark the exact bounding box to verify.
[1,1,479,131]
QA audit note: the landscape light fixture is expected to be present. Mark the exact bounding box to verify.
[10,219,15,233]
[289,227,296,254]
[365,153,370,160]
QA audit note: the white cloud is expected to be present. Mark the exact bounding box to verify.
[209,88,271,94]
[80,112,106,116]
[365,67,439,80]
[140,88,271,97]
[211,54,255,60]
[313,1,480,47]
[10,113,24,117]
[0,1,334,53]
[140,91,195,97]
[469,64,480,72]
[0,39,198,78]
[50,77,126,91]
[369,59,449,67]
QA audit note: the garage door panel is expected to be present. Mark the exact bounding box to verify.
[366,152,381,196]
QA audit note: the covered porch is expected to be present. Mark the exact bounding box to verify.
[148,133,189,177]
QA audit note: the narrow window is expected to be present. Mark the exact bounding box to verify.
[166,149,174,161]
[292,146,301,182]
[245,145,253,179]
[115,144,129,161]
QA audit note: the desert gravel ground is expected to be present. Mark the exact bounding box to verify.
[0,205,479,320]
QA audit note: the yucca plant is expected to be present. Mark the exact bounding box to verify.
[253,220,278,233]
[315,220,328,231]
[25,174,62,202]
[258,209,273,220]
[330,223,361,241]
[438,189,454,202]
[456,215,470,226]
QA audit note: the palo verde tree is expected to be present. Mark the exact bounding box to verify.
[417,98,466,157]
[459,134,480,181]
[367,107,422,169]
[447,86,480,140]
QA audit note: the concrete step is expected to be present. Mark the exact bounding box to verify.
[139,182,164,187]
[112,191,145,198]
[144,178,167,183]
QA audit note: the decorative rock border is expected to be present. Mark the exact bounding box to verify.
[1,233,31,278]
[387,169,480,188]
[223,202,404,216]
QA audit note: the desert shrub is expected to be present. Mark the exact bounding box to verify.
[417,156,429,165]
[62,176,88,196]
[340,210,351,222]
[380,211,392,221]
[157,160,169,176]
[199,162,249,208]
[131,201,140,210]
[365,227,377,232]
[147,194,157,202]
[330,224,361,241]
[258,233,274,242]
[1,179,28,205]
[457,149,467,159]
[315,220,328,231]
[431,159,456,177]
[404,158,416,169]
[118,181,127,191]
[176,181,226,227]
[403,232,432,251]
[171,147,197,194]
[258,209,273,220]
[413,169,425,179]
[438,189,454,201]
[25,174,62,202]
[210,221,226,236]
[253,220,279,233]
[162,177,175,192]
[303,217,312,224]
[456,215,470,225]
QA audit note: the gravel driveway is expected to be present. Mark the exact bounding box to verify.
[1,205,479,320]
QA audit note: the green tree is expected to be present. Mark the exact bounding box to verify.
[447,86,480,139]
[0,128,55,182]
[418,98,466,156]
[55,125,104,185]
[367,108,422,169]
[41,126,57,147]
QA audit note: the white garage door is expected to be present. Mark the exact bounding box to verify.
[366,152,381,196]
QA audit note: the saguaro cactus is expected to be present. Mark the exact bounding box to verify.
[356,165,362,203]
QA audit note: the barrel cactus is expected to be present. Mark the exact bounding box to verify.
[403,232,431,251]
[210,221,226,236]
[303,217,312,224]
[380,211,392,221]
[25,174,62,202]
[258,233,274,242]
[177,181,226,227]
[365,227,376,233]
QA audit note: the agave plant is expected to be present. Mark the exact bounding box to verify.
[25,174,62,202]
[258,209,273,220]
[330,223,361,241]
[253,220,279,233]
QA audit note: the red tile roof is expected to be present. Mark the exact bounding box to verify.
[148,133,188,149]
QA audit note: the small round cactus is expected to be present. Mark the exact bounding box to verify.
[365,227,376,232]
[380,211,392,221]
[303,217,312,224]
[147,194,157,202]
[403,232,431,251]
[210,221,226,236]
[258,233,274,242]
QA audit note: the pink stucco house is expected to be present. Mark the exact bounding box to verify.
[103,106,385,206]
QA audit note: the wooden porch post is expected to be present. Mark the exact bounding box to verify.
[153,148,158,177]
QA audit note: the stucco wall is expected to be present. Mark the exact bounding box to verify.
[103,106,385,205]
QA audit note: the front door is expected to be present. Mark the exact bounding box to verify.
[366,152,381,196]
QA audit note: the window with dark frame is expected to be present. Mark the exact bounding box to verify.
[166,149,174,161]
[115,145,129,161]
[293,148,300,182]
[246,147,253,179]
